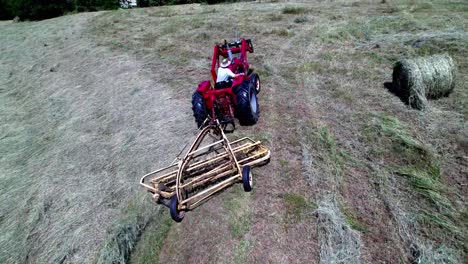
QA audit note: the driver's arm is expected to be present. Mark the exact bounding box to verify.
[226,68,241,78]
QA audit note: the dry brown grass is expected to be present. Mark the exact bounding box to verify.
[0,11,191,264]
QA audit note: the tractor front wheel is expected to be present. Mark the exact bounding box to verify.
[192,91,208,128]
[250,73,261,94]
[235,81,259,126]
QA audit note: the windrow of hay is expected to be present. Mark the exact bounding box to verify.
[301,124,363,263]
[315,195,361,264]
[0,12,183,263]
[96,194,165,264]
[392,54,456,110]
[370,169,461,264]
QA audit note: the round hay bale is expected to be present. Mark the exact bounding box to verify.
[392,54,456,110]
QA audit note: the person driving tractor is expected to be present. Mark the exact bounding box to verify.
[216,58,241,83]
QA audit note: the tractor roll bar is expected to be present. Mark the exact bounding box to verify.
[211,38,254,83]
[218,39,253,51]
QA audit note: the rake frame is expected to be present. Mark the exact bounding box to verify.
[140,122,270,215]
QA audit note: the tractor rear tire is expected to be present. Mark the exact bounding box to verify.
[250,73,261,94]
[235,81,259,126]
[192,91,208,128]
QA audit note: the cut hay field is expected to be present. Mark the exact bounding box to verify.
[0,0,466,263]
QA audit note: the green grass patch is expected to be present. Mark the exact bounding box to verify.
[320,14,425,43]
[297,61,322,74]
[282,6,307,15]
[283,193,316,223]
[363,113,442,191]
[264,28,290,37]
[365,51,386,64]
[410,2,433,13]
[396,168,450,210]
[294,16,308,24]
[130,213,172,264]
[255,64,273,78]
[267,13,283,22]
[342,206,366,232]
[363,113,435,170]
[316,127,347,175]
[229,213,251,238]
[320,52,334,62]
[363,113,463,242]
[344,214,365,232]
[396,168,463,240]
[96,195,166,264]
[255,131,273,145]
[233,240,251,264]
[418,209,461,236]
[302,124,351,187]
[278,159,289,168]
[413,38,468,59]
[330,88,354,103]
[224,188,252,238]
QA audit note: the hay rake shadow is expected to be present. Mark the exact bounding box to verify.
[140,120,270,222]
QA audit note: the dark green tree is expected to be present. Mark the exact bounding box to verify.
[0,0,14,20]
[9,0,70,20]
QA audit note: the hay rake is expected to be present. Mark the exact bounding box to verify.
[140,120,270,222]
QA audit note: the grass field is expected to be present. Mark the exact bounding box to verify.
[0,0,466,263]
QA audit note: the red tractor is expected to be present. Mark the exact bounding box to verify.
[192,39,261,131]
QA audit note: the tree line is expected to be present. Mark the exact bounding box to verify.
[0,0,234,21]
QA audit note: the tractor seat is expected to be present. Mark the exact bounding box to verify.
[214,80,232,90]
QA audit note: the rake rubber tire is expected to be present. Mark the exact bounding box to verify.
[242,166,253,192]
[192,91,208,128]
[250,73,261,94]
[170,195,185,222]
[235,81,259,126]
